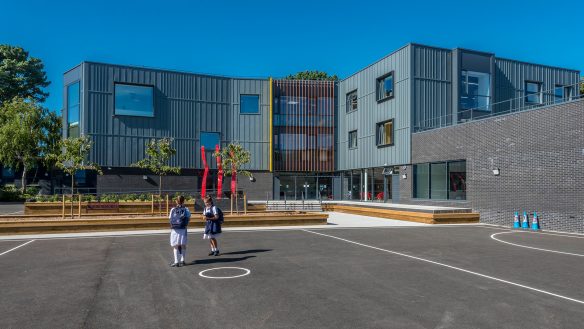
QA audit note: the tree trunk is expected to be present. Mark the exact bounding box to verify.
[21,165,27,194]
[71,173,75,195]
[159,175,162,197]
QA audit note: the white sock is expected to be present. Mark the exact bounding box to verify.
[180,248,186,262]
[173,249,179,263]
[211,247,216,252]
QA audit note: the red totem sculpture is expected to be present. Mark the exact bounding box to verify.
[216,144,223,199]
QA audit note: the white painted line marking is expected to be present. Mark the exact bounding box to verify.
[303,229,584,305]
[491,232,584,257]
[198,267,250,279]
[0,240,34,256]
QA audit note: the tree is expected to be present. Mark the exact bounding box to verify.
[0,45,50,104]
[0,98,59,193]
[213,143,252,196]
[285,70,338,81]
[131,138,181,196]
[49,135,102,194]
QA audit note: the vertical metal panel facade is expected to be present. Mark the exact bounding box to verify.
[80,62,269,170]
[411,44,453,132]
[337,45,411,171]
[272,80,335,172]
[494,59,580,113]
[231,79,271,171]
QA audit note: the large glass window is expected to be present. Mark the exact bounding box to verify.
[413,164,430,199]
[555,85,573,103]
[346,90,358,113]
[460,71,491,111]
[200,132,220,150]
[448,161,467,200]
[525,81,542,104]
[376,120,394,147]
[376,72,394,102]
[240,94,260,114]
[348,130,357,149]
[67,82,80,137]
[430,163,447,199]
[115,83,154,117]
[413,161,466,200]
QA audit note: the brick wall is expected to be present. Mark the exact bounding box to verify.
[405,99,584,233]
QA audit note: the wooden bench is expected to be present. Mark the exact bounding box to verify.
[86,202,120,212]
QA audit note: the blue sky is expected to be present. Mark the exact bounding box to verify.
[1,0,582,113]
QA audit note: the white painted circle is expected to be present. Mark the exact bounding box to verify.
[198,267,251,279]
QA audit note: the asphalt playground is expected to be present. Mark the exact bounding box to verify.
[1,214,584,328]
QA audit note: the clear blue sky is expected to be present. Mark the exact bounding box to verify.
[1,0,582,113]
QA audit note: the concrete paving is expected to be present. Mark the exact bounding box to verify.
[1,225,583,328]
[0,202,24,215]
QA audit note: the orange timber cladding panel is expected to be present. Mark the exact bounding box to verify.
[273,80,335,172]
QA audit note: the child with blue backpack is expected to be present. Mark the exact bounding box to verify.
[202,195,223,256]
[169,195,191,267]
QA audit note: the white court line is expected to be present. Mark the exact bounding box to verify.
[491,232,584,257]
[0,240,34,256]
[303,229,584,306]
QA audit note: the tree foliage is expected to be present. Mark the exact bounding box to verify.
[285,70,338,81]
[580,77,584,96]
[131,138,181,195]
[214,143,252,178]
[0,98,59,193]
[0,45,50,104]
[48,135,102,194]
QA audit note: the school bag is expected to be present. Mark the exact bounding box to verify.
[215,207,224,224]
[170,206,189,229]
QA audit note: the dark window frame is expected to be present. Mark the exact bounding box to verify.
[376,71,395,103]
[240,94,261,115]
[412,160,467,200]
[375,119,394,148]
[348,130,358,149]
[346,89,358,113]
[524,81,543,104]
[113,82,155,118]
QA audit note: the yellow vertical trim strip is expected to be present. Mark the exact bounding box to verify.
[269,77,273,172]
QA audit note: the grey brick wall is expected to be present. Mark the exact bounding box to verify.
[405,99,584,233]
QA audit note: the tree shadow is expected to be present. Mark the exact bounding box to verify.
[187,256,256,265]
[220,249,272,256]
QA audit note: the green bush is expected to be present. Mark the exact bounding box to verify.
[0,185,24,202]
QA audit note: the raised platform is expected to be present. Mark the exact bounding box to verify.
[0,212,328,235]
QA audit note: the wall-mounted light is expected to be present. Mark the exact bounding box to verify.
[107,167,112,170]
[249,176,255,182]
[142,175,148,180]
[492,168,500,176]
[402,174,407,179]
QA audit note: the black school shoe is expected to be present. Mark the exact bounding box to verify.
[208,251,214,256]
[214,250,220,256]
[170,262,180,267]
[179,261,186,266]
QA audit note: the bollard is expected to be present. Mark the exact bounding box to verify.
[521,211,529,229]
[513,212,520,229]
[531,212,540,231]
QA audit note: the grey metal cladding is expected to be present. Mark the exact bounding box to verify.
[411,44,452,132]
[494,58,580,113]
[231,78,270,171]
[81,62,269,170]
[337,45,411,171]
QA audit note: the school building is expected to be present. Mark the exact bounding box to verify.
[61,43,584,232]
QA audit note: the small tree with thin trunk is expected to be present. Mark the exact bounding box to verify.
[131,138,180,196]
[213,143,252,197]
[49,135,102,194]
[0,98,59,193]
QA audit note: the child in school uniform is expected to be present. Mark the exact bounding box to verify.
[202,195,223,256]
[169,195,191,267]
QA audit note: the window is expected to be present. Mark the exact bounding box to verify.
[376,72,394,102]
[525,81,542,104]
[200,132,220,150]
[376,120,394,147]
[555,85,573,103]
[413,160,466,200]
[348,130,357,149]
[115,83,154,117]
[240,94,260,114]
[346,90,358,113]
[460,71,490,111]
[67,82,80,137]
